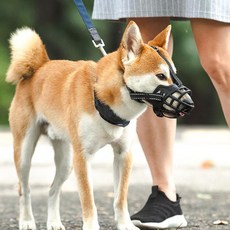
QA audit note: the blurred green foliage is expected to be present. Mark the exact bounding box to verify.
[0,0,226,126]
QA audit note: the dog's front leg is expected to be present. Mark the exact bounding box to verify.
[112,145,139,230]
[73,144,99,230]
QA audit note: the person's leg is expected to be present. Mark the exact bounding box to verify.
[128,17,177,201]
[129,18,187,229]
[191,19,230,127]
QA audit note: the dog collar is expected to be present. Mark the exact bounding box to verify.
[94,92,130,127]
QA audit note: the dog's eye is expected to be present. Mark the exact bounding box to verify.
[156,73,167,81]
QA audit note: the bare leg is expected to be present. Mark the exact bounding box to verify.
[137,109,177,200]
[191,19,230,127]
[128,18,177,201]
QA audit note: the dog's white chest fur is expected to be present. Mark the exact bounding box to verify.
[78,112,134,154]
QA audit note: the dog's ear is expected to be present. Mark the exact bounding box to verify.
[120,21,144,65]
[148,25,171,50]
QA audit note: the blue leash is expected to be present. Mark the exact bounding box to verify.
[73,0,107,56]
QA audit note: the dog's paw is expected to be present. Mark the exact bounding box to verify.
[117,222,140,230]
[82,222,100,230]
[19,220,36,230]
[47,221,65,230]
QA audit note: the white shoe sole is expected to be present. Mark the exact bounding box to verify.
[132,215,187,229]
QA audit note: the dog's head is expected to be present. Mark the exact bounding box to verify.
[119,21,194,118]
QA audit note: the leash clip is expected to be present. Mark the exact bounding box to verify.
[92,39,107,56]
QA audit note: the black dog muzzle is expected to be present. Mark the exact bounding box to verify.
[128,46,194,118]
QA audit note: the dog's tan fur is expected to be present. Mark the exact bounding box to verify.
[7,22,174,230]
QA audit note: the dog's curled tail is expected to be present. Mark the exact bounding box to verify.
[6,27,49,84]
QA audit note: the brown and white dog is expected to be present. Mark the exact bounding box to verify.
[6,21,187,230]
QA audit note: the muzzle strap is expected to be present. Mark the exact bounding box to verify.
[152,46,182,86]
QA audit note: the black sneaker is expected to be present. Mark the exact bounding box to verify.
[131,186,187,229]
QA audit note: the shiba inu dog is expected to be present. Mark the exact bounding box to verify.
[6,21,193,230]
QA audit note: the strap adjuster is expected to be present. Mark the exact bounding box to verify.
[92,39,105,48]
